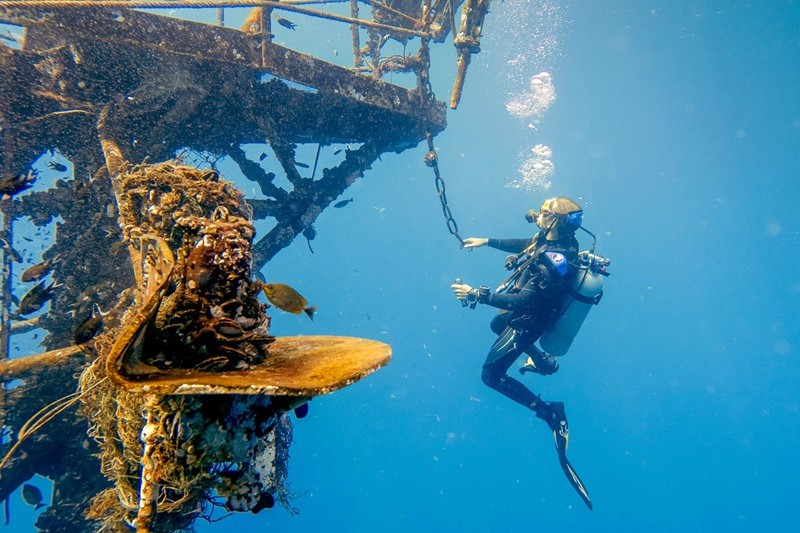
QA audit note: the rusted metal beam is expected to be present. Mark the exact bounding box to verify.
[2,5,445,131]
[0,345,86,383]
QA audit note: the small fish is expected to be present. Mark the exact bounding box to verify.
[295,161,309,169]
[0,169,36,199]
[17,280,58,316]
[294,402,309,418]
[21,260,53,283]
[333,149,342,155]
[302,226,316,254]
[0,32,19,44]
[277,17,297,30]
[73,304,106,344]
[258,152,268,161]
[333,198,353,209]
[262,283,317,320]
[0,238,22,263]
[22,483,45,510]
[47,161,68,173]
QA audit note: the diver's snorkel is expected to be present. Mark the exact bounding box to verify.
[578,225,597,254]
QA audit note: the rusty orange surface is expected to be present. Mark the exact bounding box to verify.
[111,335,392,396]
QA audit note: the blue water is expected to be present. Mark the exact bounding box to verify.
[6,1,800,531]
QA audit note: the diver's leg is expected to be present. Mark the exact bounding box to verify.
[489,311,510,335]
[481,327,543,411]
[482,328,592,508]
[482,329,567,425]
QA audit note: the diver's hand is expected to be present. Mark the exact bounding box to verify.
[451,283,474,300]
[462,237,488,249]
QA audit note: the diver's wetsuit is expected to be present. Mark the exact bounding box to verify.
[478,234,578,414]
[468,231,595,511]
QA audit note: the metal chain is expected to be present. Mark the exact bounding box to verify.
[415,10,464,249]
[424,132,463,246]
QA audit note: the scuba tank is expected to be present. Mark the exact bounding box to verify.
[539,251,610,357]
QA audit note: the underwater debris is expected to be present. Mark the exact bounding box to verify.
[75,160,389,531]
[109,162,272,372]
[0,0,483,528]
[80,363,297,531]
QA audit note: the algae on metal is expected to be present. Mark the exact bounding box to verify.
[0,1,489,530]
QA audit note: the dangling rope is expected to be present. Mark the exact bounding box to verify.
[0,376,109,472]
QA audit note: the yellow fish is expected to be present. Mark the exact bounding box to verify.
[262,283,317,320]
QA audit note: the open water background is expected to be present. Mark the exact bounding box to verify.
[5,1,800,531]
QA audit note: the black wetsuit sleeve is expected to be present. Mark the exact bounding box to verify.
[487,238,533,253]
[481,264,551,312]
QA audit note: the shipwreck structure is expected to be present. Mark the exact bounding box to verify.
[0,1,491,531]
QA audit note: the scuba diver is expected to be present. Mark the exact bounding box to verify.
[451,196,609,510]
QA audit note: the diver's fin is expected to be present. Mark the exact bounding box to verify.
[538,401,593,510]
[520,353,559,376]
[520,355,537,375]
[556,444,593,510]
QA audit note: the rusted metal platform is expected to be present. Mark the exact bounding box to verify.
[0,1,489,531]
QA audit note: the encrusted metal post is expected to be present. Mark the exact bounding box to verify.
[450,0,491,109]
[350,0,362,67]
[260,6,273,67]
[0,208,13,406]
[136,395,161,533]
[0,46,13,372]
